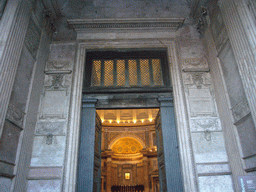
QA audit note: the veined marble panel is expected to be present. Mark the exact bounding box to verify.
[198,175,234,192]
[30,136,66,166]
[191,132,228,163]
[35,121,66,135]
[27,180,61,192]
[190,118,222,132]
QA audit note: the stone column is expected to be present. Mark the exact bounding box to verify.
[143,156,149,192]
[0,0,31,137]
[76,99,97,192]
[106,157,112,192]
[158,97,184,192]
[218,0,256,125]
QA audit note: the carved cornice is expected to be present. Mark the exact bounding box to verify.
[67,18,185,31]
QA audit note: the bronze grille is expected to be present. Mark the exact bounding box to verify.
[91,58,163,87]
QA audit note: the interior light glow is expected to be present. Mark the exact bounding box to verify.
[149,119,153,122]
[133,120,137,123]
[109,120,112,123]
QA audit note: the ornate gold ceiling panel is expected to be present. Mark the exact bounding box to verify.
[111,138,143,154]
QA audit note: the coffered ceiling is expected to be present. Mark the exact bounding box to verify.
[96,108,159,126]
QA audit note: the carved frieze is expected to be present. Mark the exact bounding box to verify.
[190,118,222,132]
[35,121,66,135]
[231,98,251,124]
[182,72,211,88]
[181,57,209,72]
[6,103,25,128]
[45,60,73,71]
[44,73,72,88]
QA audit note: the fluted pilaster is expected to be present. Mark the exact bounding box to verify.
[0,0,31,137]
[218,0,256,125]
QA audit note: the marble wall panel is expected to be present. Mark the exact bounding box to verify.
[236,114,256,158]
[198,175,234,192]
[27,180,61,192]
[39,90,68,119]
[10,46,36,112]
[0,177,12,192]
[30,136,66,167]
[218,41,246,108]
[187,88,217,117]
[196,163,230,174]
[0,121,21,164]
[28,167,62,179]
[35,121,66,135]
[46,44,76,72]
[191,132,228,163]
[179,40,204,59]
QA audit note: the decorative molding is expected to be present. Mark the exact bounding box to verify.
[181,58,209,72]
[35,121,66,135]
[190,118,221,132]
[231,98,251,124]
[68,18,185,31]
[182,72,211,88]
[6,103,25,128]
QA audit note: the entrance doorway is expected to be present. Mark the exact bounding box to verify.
[75,49,183,192]
[76,98,183,192]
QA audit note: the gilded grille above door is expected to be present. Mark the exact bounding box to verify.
[91,58,163,87]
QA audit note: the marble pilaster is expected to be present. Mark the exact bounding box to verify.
[0,0,31,137]
[218,0,256,126]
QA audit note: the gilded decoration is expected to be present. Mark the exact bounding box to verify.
[111,138,143,154]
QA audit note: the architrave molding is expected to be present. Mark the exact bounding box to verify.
[67,18,185,32]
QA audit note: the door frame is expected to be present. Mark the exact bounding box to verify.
[63,39,196,192]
